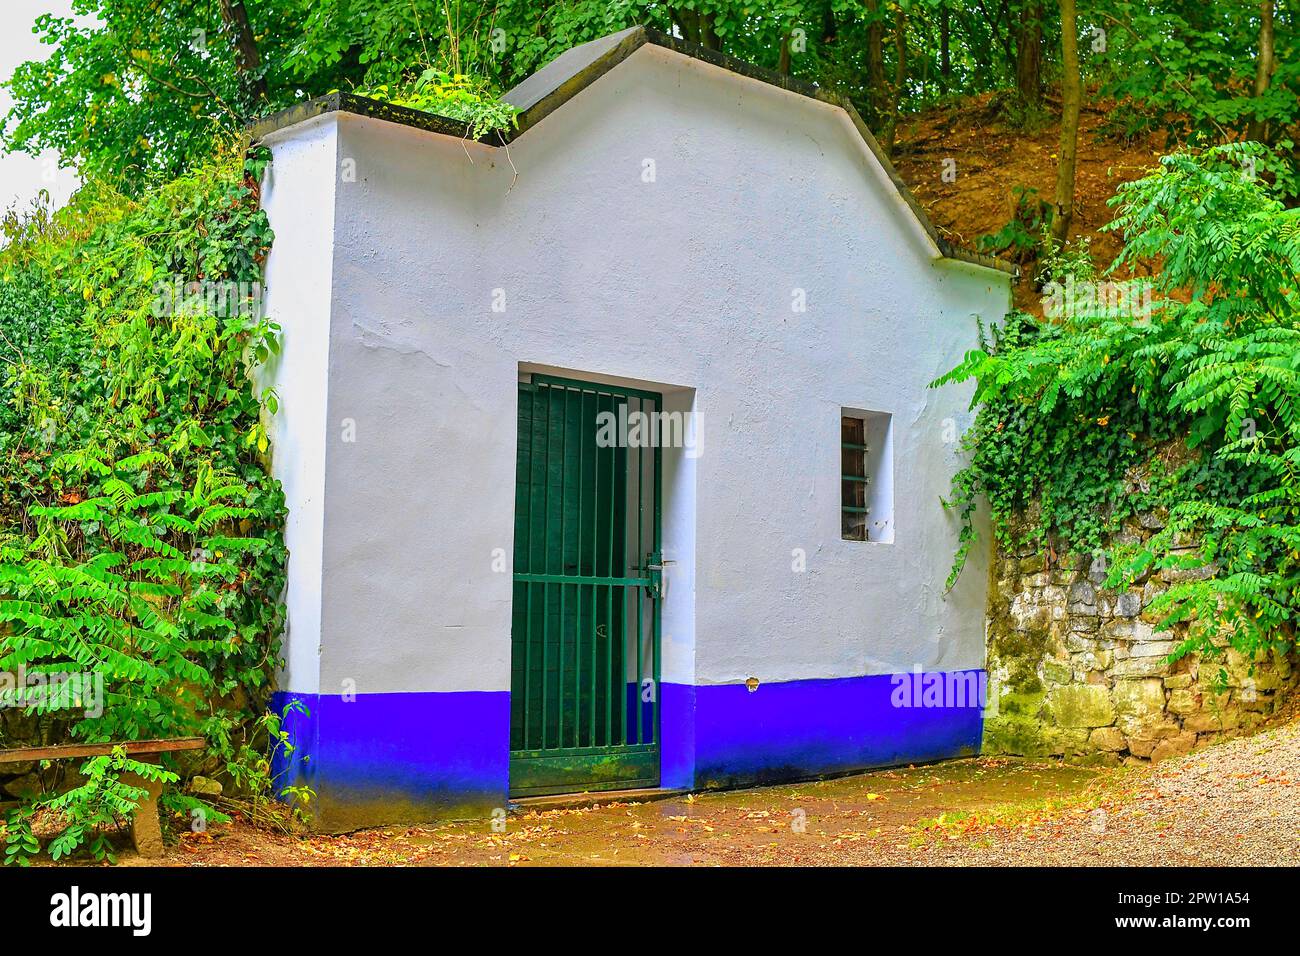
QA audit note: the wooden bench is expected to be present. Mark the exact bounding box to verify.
[0,737,205,858]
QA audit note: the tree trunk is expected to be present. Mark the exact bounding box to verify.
[940,7,951,88]
[1248,0,1275,143]
[779,30,792,74]
[218,0,267,103]
[1050,0,1081,246]
[686,10,721,49]
[865,0,899,156]
[702,13,720,50]
[884,5,907,154]
[671,9,694,44]
[1015,1,1043,107]
[977,0,1016,67]
[866,0,889,95]
[682,10,721,50]
[894,6,908,92]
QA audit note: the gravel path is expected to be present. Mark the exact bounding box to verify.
[927,718,1300,867]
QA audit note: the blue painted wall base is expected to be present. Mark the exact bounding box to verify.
[272,670,983,830]
[271,690,509,832]
[679,671,984,789]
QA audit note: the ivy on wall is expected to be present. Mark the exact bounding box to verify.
[935,143,1300,665]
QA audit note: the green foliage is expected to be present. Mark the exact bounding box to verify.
[2,0,528,190]
[5,750,172,865]
[977,185,1047,263]
[199,697,314,830]
[1097,2,1300,148]
[0,146,290,862]
[1036,231,1097,285]
[935,143,1300,661]
[6,2,1295,196]
[997,93,1054,135]
[4,1,271,185]
[353,69,518,139]
[0,2,1058,191]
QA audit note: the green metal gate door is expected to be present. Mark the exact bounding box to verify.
[510,374,663,797]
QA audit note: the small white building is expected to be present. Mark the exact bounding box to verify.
[253,26,1013,830]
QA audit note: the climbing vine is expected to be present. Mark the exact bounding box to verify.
[935,143,1300,661]
[0,147,291,863]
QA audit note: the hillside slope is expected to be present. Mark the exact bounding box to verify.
[892,93,1169,311]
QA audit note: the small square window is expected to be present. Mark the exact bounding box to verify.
[841,417,869,541]
[840,410,893,543]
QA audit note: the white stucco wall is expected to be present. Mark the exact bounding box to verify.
[256,115,338,696]
[263,45,1009,700]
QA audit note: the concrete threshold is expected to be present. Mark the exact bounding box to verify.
[510,787,687,813]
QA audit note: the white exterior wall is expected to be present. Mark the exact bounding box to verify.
[256,115,339,697]
[264,46,1009,703]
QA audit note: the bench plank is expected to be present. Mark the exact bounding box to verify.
[0,736,205,763]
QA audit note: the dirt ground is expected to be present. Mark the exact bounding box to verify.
[89,713,1297,867]
[890,92,1170,311]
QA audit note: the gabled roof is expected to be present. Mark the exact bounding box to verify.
[250,25,1016,278]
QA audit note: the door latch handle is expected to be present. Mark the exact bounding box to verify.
[645,555,672,599]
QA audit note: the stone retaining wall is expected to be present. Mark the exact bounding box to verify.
[984,527,1297,764]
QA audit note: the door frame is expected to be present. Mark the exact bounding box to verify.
[508,372,664,797]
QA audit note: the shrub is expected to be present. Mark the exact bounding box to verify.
[0,147,288,863]
[935,143,1300,662]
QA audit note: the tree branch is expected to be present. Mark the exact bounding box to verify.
[218,0,268,102]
